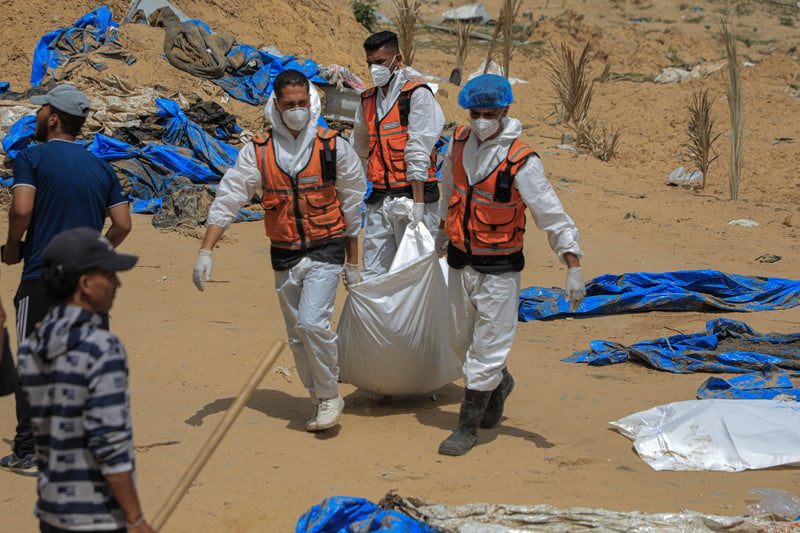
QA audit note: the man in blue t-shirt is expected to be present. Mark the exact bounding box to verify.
[0,84,132,476]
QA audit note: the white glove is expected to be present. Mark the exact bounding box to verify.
[434,230,449,258]
[342,263,361,289]
[565,267,585,311]
[410,202,425,228]
[193,249,213,291]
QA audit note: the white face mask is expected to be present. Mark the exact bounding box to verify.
[281,106,310,131]
[370,56,397,87]
[470,118,501,141]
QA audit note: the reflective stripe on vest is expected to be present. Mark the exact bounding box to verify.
[361,79,438,191]
[445,126,536,258]
[254,127,346,250]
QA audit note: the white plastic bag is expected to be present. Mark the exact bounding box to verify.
[611,399,800,472]
[337,224,462,395]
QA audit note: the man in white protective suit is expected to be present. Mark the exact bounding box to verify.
[436,74,586,456]
[350,30,445,279]
[192,69,366,432]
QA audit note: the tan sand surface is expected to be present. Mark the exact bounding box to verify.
[1,0,799,530]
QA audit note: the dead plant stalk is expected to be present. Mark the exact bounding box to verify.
[394,0,420,67]
[722,21,744,200]
[685,89,721,190]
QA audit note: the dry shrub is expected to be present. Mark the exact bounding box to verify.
[394,0,421,67]
[570,118,621,162]
[721,21,744,200]
[483,0,523,78]
[454,19,473,74]
[546,41,620,160]
[546,41,593,124]
[499,0,523,79]
[684,89,721,190]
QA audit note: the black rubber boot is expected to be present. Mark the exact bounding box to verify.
[480,368,515,429]
[438,389,491,456]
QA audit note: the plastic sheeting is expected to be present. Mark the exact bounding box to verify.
[697,371,800,401]
[30,6,131,86]
[565,318,800,374]
[155,98,237,178]
[296,496,438,533]
[1,115,36,159]
[518,270,800,321]
[338,224,462,396]
[610,399,800,471]
[379,492,795,531]
[212,43,330,106]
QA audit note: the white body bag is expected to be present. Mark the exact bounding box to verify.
[337,223,462,395]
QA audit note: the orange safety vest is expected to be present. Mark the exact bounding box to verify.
[254,127,346,250]
[361,79,438,194]
[445,126,537,264]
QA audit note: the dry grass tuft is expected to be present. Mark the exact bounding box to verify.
[684,89,721,190]
[454,19,474,79]
[546,41,619,160]
[570,118,621,162]
[721,21,744,200]
[394,0,421,67]
[499,0,523,79]
[483,0,523,77]
[546,41,593,125]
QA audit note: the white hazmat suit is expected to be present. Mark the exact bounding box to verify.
[199,85,366,420]
[351,66,445,279]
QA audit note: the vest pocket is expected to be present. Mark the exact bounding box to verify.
[471,203,522,247]
[385,135,408,172]
[304,188,343,228]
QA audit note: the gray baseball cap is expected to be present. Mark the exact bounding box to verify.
[30,84,91,117]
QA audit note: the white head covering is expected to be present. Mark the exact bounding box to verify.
[263,78,324,176]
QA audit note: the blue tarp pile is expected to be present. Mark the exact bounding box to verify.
[518,270,800,321]
[30,6,134,87]
[296,497,439,533]
[566,318,800,400]
[1,6,352,225]
[213,42,329,105]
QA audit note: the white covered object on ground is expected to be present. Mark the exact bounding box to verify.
[338,224,462,395]
[610,399,800,472]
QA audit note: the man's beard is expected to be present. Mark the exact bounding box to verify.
[33,119,48,142]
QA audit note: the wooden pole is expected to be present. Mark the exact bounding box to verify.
[151,340,285,530]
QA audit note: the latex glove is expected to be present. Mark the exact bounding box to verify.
[409,202,425,228]
[342,263,361,289]
[193,249,213,291]
[434,231,449,258]
[565,267,586,311]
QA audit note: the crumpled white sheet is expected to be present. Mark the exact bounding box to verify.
[610,399,800,472]
[383,492,794,532]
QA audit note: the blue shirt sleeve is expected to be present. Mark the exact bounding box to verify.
[12,147,37,188]
[103,161,128,208]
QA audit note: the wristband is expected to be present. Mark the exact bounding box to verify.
[126,515,145,529]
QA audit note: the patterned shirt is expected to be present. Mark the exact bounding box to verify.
[18,305,134,531]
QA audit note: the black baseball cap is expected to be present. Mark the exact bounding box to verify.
[42,228,138,274]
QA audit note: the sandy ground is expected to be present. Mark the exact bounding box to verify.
[1,0,800,531]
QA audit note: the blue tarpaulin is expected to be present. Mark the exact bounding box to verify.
[155,98,238,179]
[1,116,36,159]
[566,318,800,374]
[30,6,123,86]
[519,270,800,321]
[697,371,800,401]
[213,42,329,105]
[297,497,438,533]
